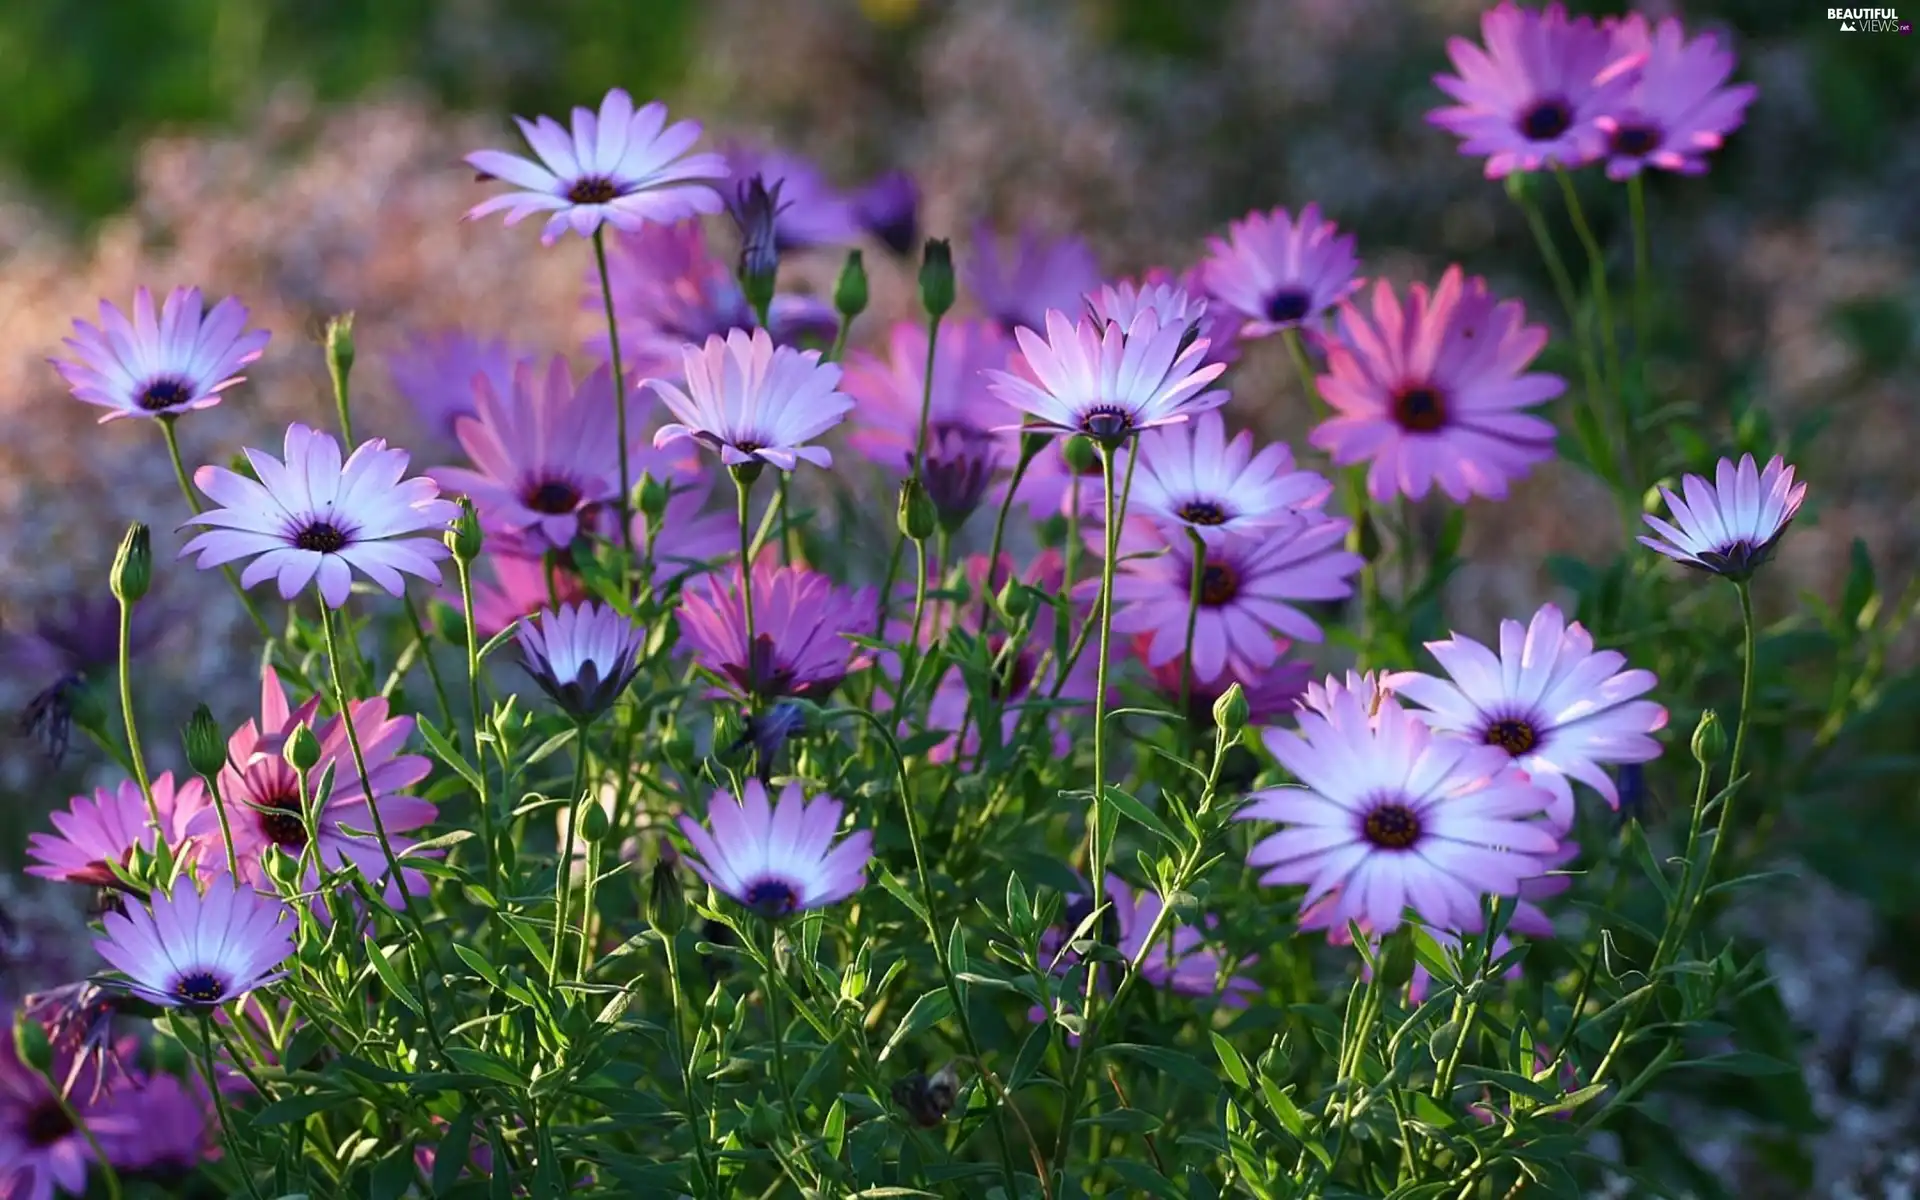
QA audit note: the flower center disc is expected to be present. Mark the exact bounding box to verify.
[1610,124,1661,156]
[1519,98,1573,141]
[137,377,194,412]
[745,879,799,919]
[1263,289,1311,324]
[523,478,583,515]
[1178,499,1229,526]
[1391,385,1450,433]
[1362,803,1422,850]
[23,1100,74,1147]
[1485,718,1540,756]
[259,793,309,849]
[1079,406,1135,441]
[295,521,349,553]
[565,176,623,204]
[1200,560,1239,606]
[173,970,226,1005]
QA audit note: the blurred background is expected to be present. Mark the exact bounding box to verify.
[0,1,1916,1194]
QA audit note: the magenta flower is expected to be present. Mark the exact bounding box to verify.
[988,310,1228,443]
[1114,877,1260,1002]
[431,358,630,555]
[1240,685,1560,934]
[852,169,920,256]
[723,145,863,249]
[387,331,520,441]
[454,553,590,640]
[1137,634,1312,727]
[92,1070,212,1174]
[964,224,1103,335]
[1311,269,1562,503]
[1200,206,1362,338]
[1597,14,1756,180]
[464,89,725,244]
[182,423,457,607]
[1640,453,1807,580]
[633,485,736,588]
[50,287,270,424]
[846,318,1014,474]
[1108,519,1363,679]
[26,773,207,889]
[680,561,875,702]
[650,329,854,472]
[95,873,294,1009]
[1428,2,1644,178]
[518,602,646,723]
[1388,603,1667,832]
[0,1038,109,1200]
[592,220,837,381]
[1123,411,1332,547]
[678,780,873,918]
[1013,436,1106,520]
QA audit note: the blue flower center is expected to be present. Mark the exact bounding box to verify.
[1392,385,1449,433]
[1519,98,1573,142]
[1610,124,1661,157]
[745,878,799,919]
[173,970,227,1005]
[138,377,194,412]
[523,477,583,515]
[1079,406,1135,441]
[565,176,624,205]
[1263,289,1311,324]
[1362,802,1422,850]
[295,521,349,553]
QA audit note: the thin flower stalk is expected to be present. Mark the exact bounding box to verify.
[158,418,272,636]
[593,227,638,571]
[454,554,496,891]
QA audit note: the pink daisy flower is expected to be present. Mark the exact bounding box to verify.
[453,553,589,640]
[181,423,457,608]
[1597,15,1757,180]
[464,89,725,245]
[678,780,872,918]
[26,773,207,890]
[1640,453,1807,580]
[964,224,1103,335]
[1427,2,1645,178]
[722,146,864,249]
[1122,411,1333,547]
[386,331,519,441]
[95,873,294,1009]
[846,318,1014,474]
[50,287,270,424]
[1240,686,1560,934]
[1387,603,1668,831]
[1137,635,1312,727]
[1200,206,1363,338]
[1108,519,1364,680]
[987,310,1228,443]
[680,561,876,702]
[633,485,736,589]
[650,329,854,472]
[1311,268,1563,503]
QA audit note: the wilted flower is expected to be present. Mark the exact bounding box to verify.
[650,329,854,472]
[722,145,863,249]
[678,780,873,918]
[95,873,294,1009]
[50,287,270,423]
[1200,205,1362,339]
[1122,411,1332,547]
[25,774,208,890]
[680,561,875,702]
[387,331,520,441]
[17,984,135,1103]
[1596,14,1757,179]
[987,310,1227,444]
[517,602,647,723]
[1639,454,1806,580]
[964,224,1103,335]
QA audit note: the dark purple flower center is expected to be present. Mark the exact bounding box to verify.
[256,792,309,849]
[565,176,625,205]
[1518,98,1573,142]
[1362,802,1422,850]
[1079,405,1135,441]
[1609,123,1662,157]
[173,970,226,1005]
[744,878,799,919]
[1200,560,1239,607]
[22,1100,73,1147]
[1263,289,1312,325]
[294,521,350,554]
[1391,385,1450,434]
[137,376,194,412]
[1484,717,1541,756]
[1697,536,1781,579]
[522,477,584,515]
[1178,499,1229,526]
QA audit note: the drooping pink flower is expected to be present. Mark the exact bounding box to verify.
[987,310,1227,443]
[26,774,207,889]
[50,287,271,424]
[1200,206,1362,339]
[95,873,294,1009]
[1311,269,1562,503]
[650,329,854,472]
[1121,411,1332,547]
[464,89,725,244]
[386,331,520,441]
[679,780,872,918]
[1427,2,1645,178]
[1639,453,1806,580]
[964,225,1103,335]
[680,561,876,702]
[181,423,457,608]
[1596,14,1757,180]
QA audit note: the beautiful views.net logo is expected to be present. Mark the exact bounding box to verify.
[1828,6,1914,31]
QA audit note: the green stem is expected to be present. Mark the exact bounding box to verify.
[454,555,495,891]
[826,317,851,366]
[909,314,944,482]
[159,417,272,637]
[734,471,759,673]
[978,445,1039,629]
[1282,329,1378,658]
[201,768,243,881]
[199,1014,267,1200]
[1627,171,1653,402]
[401,591,454,729]
[898,536,930,718]
[775,472,795,566]
[1512,188,1612,486]
[662,932,720,1196]
[1178,528,1205,744]
[116,597,156,825]
[552,726,591,989]
[328,343,354,447]
[592,227,637,576]
[1555,166,1631,497]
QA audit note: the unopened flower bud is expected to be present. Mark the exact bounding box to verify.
[834,249,869,320]
[111,523,151,605]
[1061,435,1098,475]
[580,798,612,845]
[645,850,688,932]
[446,497,483,562]
[183,704,227,778]
[67,682,110,738]
[1018,426,1051,467]
[325,312,356,390]
[918,238,955,319]
[897,477,936,542]
[12,1017,51,1074]
[1691,709,1724,766]
[1212,682,1250,733]
[284,723,322,772]
[637,473,670,527]
[730,175,784,319]
[997,577,1032,622]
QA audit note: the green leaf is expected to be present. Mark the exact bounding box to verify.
[1079,1108,1163,1132]
[1102,1043,1218,1093]
[1105,1159,1184,1199]
[434,1107,478,1194]
[824,1098,847,1160]
[1100,784,1184,849]
[524,726,579,767]
[881,988,953,1062]
[1531,1081,1609,1117]
[1210,1032,1251,1089]
[477,623,521,663]
[876,869,929,924]
[417,716,483,791]
[406,828,476,856]
[442,1046,525,1087]
[250,1089,357,1126]
[451,943,506,989]
[362,936,423,1016]
[1676,1051,1799,1077]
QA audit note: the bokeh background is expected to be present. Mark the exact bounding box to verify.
[0,1,1916,1194]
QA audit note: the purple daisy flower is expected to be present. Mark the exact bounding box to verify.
[453,553,590,640]
[431,358,630,556]
[1596,15,1757,180]
[1199,206,1363,339]
[181,423,458,608]
[723,146,864,249]
[650,329,855,472]
[852,169,921,256]
[1108,518,1364,680]
[987,309,1228,443]
[678,780,873,919]
[386,331,520,441]
[94,873,294,1009]
[964,224,1103,335]
[1122,411,1333,547]
[633,485,737,589]
[26,773,208,890]
[1110,877,1260,1003]
[1640,453,1807,580]
[1012,435,1106,520]
[680,560,876,702]
[591,220,837,381]
[518,602,646,723]
[1239,685,1560,934]
[0,1037,109,1200]
[91,1069,212,1174]
[1311,268,1563,503]
[1427,2,1645,179]
[1387,603,1668,832]
[1137,634,1312,727]
[50,287,270,424]
[1300,670,1395,726]
[845,318,1014,474]
[464,89,725,245]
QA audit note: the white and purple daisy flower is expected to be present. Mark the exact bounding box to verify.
[51,287,270,424]
[1387,603,1668,832]
[518,602,647,723]
[1122,411,1333,548]
[181,423,458,608]
[387,330,521,442]
[1239,684,1561,934]
[464,89,725,245]
[680,561,876,702]
[964,224,1103,335]
[650,329,855,472]
[1640,454,1807,580]
[26,773,207,890]
[678,780,873,919]
[1427,2,1645,179]
[1596,14,1757,180]
[1311,268,1563,503]
[94,873,294,1009]
[987,309,1228,444]
[1200,205,1363,339]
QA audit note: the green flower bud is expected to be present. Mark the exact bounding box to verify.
[997,577,1032,622]
[744,1099,783,1145]
[67,681,110,738]
[897,477,936,542]
[834,248,869,320]
[1038,513,1069,549]
[1061,435,1098,475]
[1018,427,1051,467]
[183,703,228,779]
[1348,509,1382,561]
[1212,682,1250,733]
[445,496,483,562]
[12,1014,51,1074]
[325,312,356,390]
[637,473,670,526]
[918,238,955,318]
[285,723,322,773]
[111,523,151,605]
[227,451,259,482]
[580,798,612,845]
[1691,709,1725,766]
[645,850,688,932]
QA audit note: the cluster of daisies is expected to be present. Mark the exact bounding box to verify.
[4,4,1805,1194]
